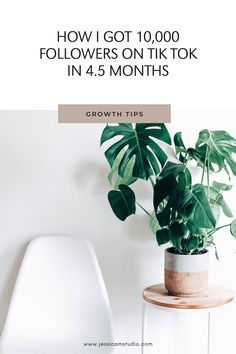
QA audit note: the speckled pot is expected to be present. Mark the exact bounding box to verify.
[164,248,209,296]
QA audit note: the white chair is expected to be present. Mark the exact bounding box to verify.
[0,236,115,354]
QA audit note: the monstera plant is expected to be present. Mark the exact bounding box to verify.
[101,123,236,258]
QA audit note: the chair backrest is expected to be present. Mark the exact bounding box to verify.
[0,236,114,353]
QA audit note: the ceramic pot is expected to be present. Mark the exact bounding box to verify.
[164,247,209,296]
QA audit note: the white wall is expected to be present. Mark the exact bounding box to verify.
[0,110,236,353]
[1,0,236,111]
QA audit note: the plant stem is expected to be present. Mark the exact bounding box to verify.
[136,202,159,225]
[182,151,190,171]
[201,161,206,184]
[208,223,231,236]
[207,147,210,200]
[149,176,155,189]
[136,202,151,217]
[201,145,210,185]
[212,185,227,207]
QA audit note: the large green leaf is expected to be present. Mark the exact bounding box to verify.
[101,123,171,180]
[154,174,177,211]
[108,149,125,184]
[211,206,220,223]
[160,161,192,188]
[212,181,232,192]
[169,221,189,250]
[187,236,200,250]
[174,132,186,151]
[230,219,236,238]
[108,150,137,188]
[196,129,236,176]
[154,174,178,226]
[174,132,186,163]
[187,221,208,238]
[206,186,233,218]
[156,228,170,245]
[108,184,136,221]
[187,148,206,166]
[154,172,187,227]
[170,221,189,238]
[149,211,161,234]
[180,184,216,229]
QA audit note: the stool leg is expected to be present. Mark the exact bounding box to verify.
[174,310,209,354]
[207,312,211,354]
[142,301,149,354]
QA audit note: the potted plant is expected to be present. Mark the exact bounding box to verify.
[101,123,236,296]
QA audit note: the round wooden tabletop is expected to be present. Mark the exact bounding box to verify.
[143,284,234,309]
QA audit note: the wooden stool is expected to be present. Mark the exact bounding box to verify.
[142,284,234,354]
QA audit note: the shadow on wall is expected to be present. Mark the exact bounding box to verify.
[72,157,164,341]
[125,214,156,243]
[0,243,28,333]
[74,157,156,245]
[74,159,109,195]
